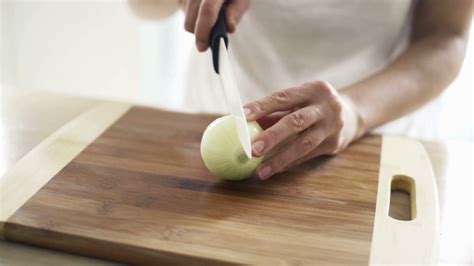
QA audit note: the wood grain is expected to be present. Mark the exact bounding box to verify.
[3,106,382,265]
[0,101,131,235]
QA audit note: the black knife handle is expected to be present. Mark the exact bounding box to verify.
[209,8,228,74]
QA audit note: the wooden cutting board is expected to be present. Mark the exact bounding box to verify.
[0,103,439,265]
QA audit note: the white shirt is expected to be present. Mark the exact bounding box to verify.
[181,0,442,139]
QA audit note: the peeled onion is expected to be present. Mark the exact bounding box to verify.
[200,115,264,181]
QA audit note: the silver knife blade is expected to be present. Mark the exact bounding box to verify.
[218,38,252,159]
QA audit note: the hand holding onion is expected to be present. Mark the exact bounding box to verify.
[244,80,363,180]
[201,80,363,181]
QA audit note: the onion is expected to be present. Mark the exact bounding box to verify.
[200,115,264,181]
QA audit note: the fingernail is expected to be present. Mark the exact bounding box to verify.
[196,41,207,51]
[243,107,251,117]
[259,166,272,180]
[252,140,265,154]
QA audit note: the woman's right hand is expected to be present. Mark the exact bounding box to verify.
[183,0,250,52]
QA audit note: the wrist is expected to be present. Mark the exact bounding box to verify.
[340,94,367,141]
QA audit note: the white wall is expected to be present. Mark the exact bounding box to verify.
[139,12,192,108]
[0,0,191,108]
[2,1,140,100]
[438,27,474,141]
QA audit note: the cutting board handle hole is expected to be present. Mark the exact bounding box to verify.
[389,175,417,221]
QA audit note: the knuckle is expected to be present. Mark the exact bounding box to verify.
[271,156,287,172]
[314,80,333,94]
[301,81,314,89]
[312,80,325,87]
[320,80,333,90]
[200,0,217,17]
[271,90,292,105]
[287,112,306,131]
[311,106,324,119]
[252,101,264,113]
[265,129,278,144]
[300,82,317,95]
[300,137,315,154]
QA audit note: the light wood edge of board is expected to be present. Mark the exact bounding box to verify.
[369,135,440,265]
[0,102,132,238]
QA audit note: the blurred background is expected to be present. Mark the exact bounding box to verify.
[1,0,472,141]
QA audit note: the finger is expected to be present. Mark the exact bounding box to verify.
[251,105,324,157]
[195,0,224,52]
[284,149,325,171]
[184,0,201,33]
[244,86,312,121]
[255,126,328,180]
[284,141,331,170]
[225,0,250,33]
[284,136,342,170]
[255,111,290,129]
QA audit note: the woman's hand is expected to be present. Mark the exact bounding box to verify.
[183,0,250,51]
[244,81,364,180]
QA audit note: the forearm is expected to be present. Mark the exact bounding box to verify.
[341,32,469,137]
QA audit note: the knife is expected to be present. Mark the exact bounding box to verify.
[209,8,253,159]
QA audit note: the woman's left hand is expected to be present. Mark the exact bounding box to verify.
[244,80,363,180]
